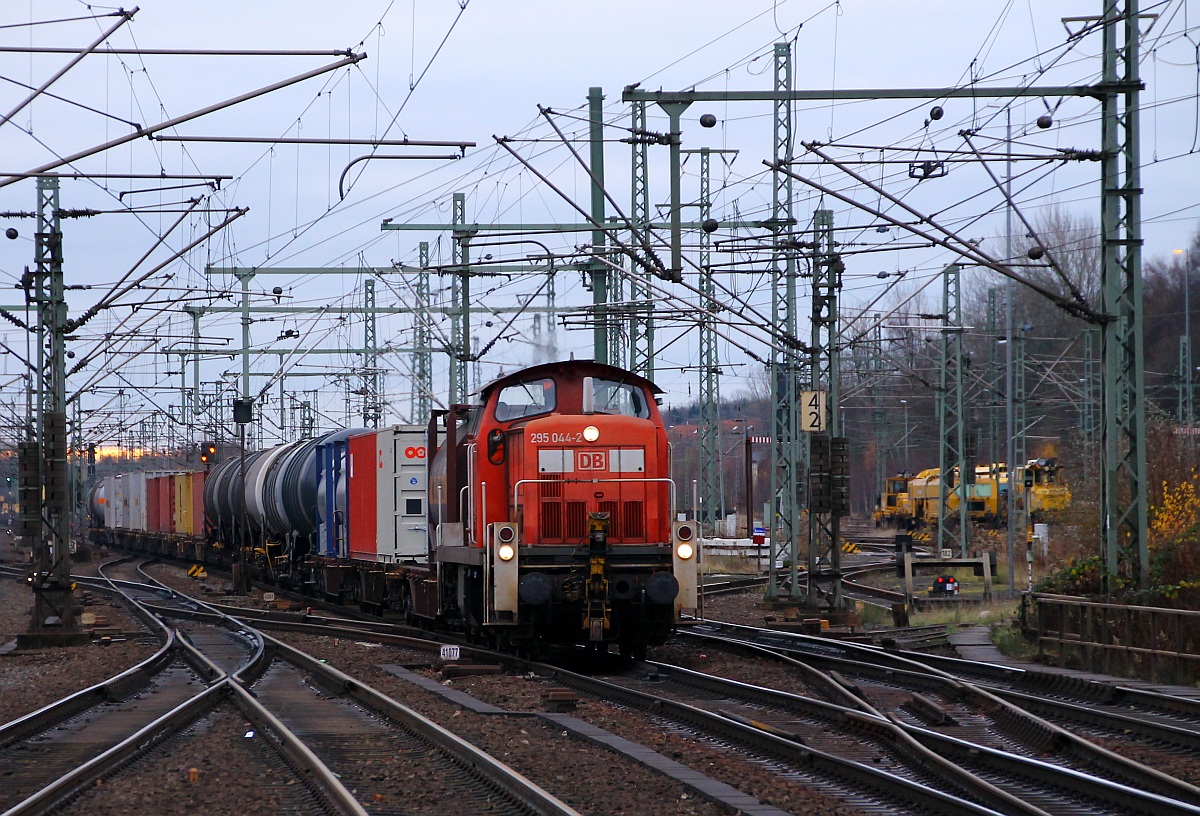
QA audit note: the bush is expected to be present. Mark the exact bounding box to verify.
[1035,554,1109,597]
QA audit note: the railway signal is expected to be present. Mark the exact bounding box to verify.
[199,442,217,465]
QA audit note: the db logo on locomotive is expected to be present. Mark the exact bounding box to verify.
[577,451,607,470]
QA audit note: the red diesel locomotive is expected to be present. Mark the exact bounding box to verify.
[414,360,696,656]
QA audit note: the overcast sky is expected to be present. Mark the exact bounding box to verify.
[1,1,1197,444]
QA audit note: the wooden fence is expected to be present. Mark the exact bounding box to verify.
[1028,593,1200,685]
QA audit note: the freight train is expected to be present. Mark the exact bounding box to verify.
[89,360,697,657]
[873,459,1070,528]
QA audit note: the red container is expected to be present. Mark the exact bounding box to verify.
[347,430,378,562]
[346,426,427,563]
[145,476,166,533]
[165,474,179,533]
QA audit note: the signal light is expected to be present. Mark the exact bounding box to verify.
[676,542,695,560]
[498,543,516,562]
[676,523,694,542]
[199,442,217,464]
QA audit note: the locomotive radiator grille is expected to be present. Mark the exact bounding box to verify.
[623,501,645,540]
[541,502,562,539]
[539,474,563,498]
[566,501,587,540]
[538,499,589,542]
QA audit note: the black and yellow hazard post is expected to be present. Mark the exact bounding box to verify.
[187,564,208,580]
[584,512,611,642]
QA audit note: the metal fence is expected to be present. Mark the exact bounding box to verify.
[1029,593,1200,686]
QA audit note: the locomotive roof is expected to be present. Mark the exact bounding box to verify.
[478,360,664,401]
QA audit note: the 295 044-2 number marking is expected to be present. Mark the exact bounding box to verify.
[530,431,583,444]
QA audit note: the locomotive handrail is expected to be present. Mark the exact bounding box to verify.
[481,479,491,621]
[435,484,444,549]
[464,441,477,546]
[511,476,678,529]
[459,484,471,544]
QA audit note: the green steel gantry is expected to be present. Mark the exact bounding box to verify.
[807,209,845,608]
[937,263,970,558]
[628,99,653,378]
[697,148,724,531]
[768,43,802,600]
[23,176,80,639]
[1099,1,1149,590]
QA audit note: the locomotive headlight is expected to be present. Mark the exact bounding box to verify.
[676,542,694,560]
[498,543,516,562]
[583,425,600,442]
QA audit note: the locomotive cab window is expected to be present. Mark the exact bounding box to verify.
[494,378,556,421]
[591,379,650,418]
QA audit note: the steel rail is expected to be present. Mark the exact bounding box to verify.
[133,596,579,816]
[639,649,1200,814]
[683,621,1200,807]
[260,631,584,816]
[541,662,1006,816]
[86,562,375,816]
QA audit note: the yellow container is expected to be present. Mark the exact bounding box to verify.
[175,473,195,536]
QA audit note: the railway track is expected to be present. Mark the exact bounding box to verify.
[0,560,581,816]
[675,620,1200,809]
[200,595,1196,816]
[889,639,1200,772]
[198,600,999,815]
[11,556,1198,816]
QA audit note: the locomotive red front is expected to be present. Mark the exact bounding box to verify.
[421,360,696,655]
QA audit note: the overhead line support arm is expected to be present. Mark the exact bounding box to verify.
[0,8,136,130]
[768,155,1102,324]
[621,83,1140,104]
[0,52,366,189]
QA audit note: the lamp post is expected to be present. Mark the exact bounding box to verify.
[900,400,909,473]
